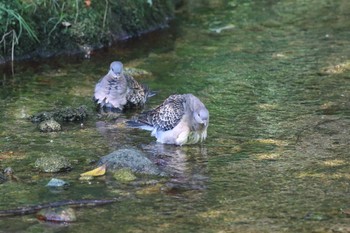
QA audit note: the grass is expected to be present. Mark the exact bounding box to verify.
[0,2,39,61]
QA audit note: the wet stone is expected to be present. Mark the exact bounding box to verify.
[330,224,350,233]
[98,149,164,176]
[38,119,61,132]
[54,105,89,122]
[30,111,54,123]
[46,178,69,188]
[3,167,14,176]
[37,207,77,222]
[30,105,89,123]
[113,168,137,182]
[1,167,18,182]
[35,156,72,173]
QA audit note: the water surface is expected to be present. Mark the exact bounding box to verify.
[1,0,350,232]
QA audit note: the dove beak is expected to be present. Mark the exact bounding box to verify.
[109,70,117,78]
[112,73,121,78]
[203,120,208,127]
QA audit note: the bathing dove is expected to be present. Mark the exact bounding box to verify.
[93,61,154,112]
[127,94,209,146]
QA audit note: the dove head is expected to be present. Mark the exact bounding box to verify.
[187,94,209,127]
[109,61,123,78]
[193,106,209,127]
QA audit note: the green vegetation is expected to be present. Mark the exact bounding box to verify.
[0,0,174,62]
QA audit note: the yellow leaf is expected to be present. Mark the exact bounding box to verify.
[80,164,106,177]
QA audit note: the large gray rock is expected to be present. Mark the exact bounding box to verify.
[98,149,164,176]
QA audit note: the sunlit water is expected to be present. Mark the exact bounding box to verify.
[1,0,350,232]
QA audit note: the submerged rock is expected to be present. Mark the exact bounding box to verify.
[36,207,76,222]
[113,168,137,182]
[38,119,61,132]
[55,105,89,122]
[30,105,89,123]
[46,178,69,188]
[98,149,164,176]
[35,156,72,173]
[30,111,54,123]
[0,167,18,183]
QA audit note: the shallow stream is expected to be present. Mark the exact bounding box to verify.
[1,0,350,232]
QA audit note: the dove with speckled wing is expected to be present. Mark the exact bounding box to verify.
[127,94,209,146]
[93,61,154,112]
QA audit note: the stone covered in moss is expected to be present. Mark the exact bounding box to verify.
[98,148,164,176]
[113,168,137,182]
[35,156,72,173]
[30,105,89,123]
[36,207,77,222]
[38,119,62,132]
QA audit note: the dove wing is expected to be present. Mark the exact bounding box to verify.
[140,94,185,131]
[150,95,186,131]
[125,75,147,105]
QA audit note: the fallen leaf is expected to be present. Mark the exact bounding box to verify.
[80,164,106,177]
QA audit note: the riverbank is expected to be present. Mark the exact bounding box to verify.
[0,0,177,64]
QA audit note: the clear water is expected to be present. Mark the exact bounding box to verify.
[1,0,350,232]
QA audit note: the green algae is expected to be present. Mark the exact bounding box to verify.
[113,168,137,183]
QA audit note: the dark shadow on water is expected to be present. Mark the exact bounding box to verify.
[0,20,180,79]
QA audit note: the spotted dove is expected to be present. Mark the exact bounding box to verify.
[93,61,153,112]
[127,94,209,145]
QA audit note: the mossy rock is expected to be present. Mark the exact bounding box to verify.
[38,119,61,132]
[35,156,72,173]
[30,105,89,123]
[98,148,165,176]
[113,168,137,182]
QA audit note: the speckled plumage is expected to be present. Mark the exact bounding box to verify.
[127,94,209,146]
[93,61,152,112]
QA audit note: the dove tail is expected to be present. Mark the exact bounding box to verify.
[142,84,157,98]
[147,90,157,98]
[126,120,154,131]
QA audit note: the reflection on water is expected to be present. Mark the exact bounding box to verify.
[1,0,350,232]
[95,119,209,191]
[142,143,209,191]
